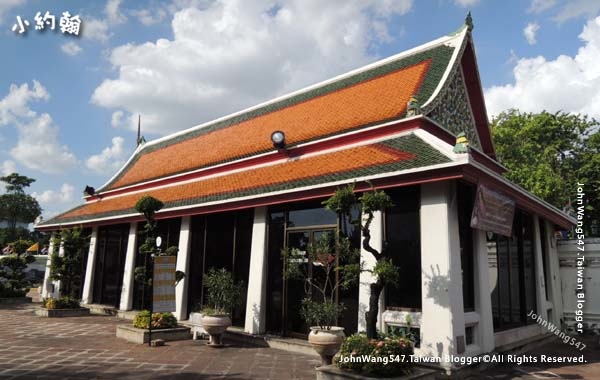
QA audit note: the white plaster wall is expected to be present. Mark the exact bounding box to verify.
[473,229,494,352]
[119,223,138,311]
[81,227,98,304]
[244,206,268,334]
[419,182,465,367]
[175,216,192,320]
[41,236,55,299]
[357,210,385,333]
[558,237,600,329]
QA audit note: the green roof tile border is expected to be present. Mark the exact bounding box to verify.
[101,45,455,191]
[44,134,451,226]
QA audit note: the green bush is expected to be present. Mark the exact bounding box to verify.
[132,310,178,329]
[0,254,34,296]
[44,296,80,309]
[337,333,413,377]
[0,282,26,298]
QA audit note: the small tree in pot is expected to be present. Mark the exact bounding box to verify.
[283,198,361,366]
[201,268,243,347]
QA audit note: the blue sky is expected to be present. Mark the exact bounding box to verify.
[1,0,599,222]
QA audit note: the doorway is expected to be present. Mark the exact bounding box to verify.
[285,228,336,338]
[92,224,129,307]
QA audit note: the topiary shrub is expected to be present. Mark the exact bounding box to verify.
[0,254,35,297]
[336,333,413,377]
[133,310,178,329]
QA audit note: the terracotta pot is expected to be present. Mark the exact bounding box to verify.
[201,315,231,347]
[308,326,345,366]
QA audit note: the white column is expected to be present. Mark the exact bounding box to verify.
[81,227,98,304]
[419,182,465,369]
[545,220,563,327]
[473,229,495,352]
[244,206,269,334]
[358,211,385,333]
[532,215,548,321]
[119,223,138,311]
[52,241,65,298]
[175,216,192,321]
[41,236,56,299]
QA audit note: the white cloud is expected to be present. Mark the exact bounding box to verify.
[454,0,480,7]
[132,8,167,25]
[61,41,83,56]
[83,17,110,42]
[10,113,77,173]
[485,16,600,120]
[529,0,557,13]
[0,81,49,126]
[92,0,413,135]
[523,22,540,45]
[1,160,16,176]
[0,81,77,173]
[111,110,124,127]
[0,0,25,24]
[106,0,127,24]
[553,0,600,22]
[32,183,75,205]
[85,136,127,174]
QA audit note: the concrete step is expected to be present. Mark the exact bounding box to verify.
[264,335,319,357]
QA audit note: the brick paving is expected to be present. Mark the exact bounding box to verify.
[0,303,320,380]
[2,301,600,379]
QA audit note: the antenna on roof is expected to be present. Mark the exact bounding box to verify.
[465,12,474,31]
[136,114,146,146]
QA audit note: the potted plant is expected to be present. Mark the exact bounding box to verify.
[200,268,243,347]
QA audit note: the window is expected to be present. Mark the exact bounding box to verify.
[488,210,537,331]
[186,210,254,327]
[457,182,475,311]
[384,186,421,310]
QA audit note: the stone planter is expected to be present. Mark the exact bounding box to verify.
[201,315,231,347]
[35,307,90,317]
[0,297,32,304]
[309,327,345,366]
[188,312,208,339]
[316,365,436,380]
[116,324,191,344]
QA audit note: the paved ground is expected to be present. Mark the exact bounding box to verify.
[0,303,320,380]
[1,300,599,379]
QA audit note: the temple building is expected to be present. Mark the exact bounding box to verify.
[38,18,573,369]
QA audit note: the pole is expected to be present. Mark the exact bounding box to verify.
[148,253,154,347]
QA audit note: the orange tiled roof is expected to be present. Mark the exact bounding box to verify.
[109,62,430,190]
[45,134,452,225]
[61,145,406,220]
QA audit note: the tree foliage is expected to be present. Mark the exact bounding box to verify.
[492,110,599,233]
[0,173,42,242]
[50,228,89,299]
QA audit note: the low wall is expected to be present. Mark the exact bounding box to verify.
[558,238,600,331]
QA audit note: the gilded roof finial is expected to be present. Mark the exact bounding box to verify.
[406,95,421,117]
[453,132,470,153]
[465,12,474,31]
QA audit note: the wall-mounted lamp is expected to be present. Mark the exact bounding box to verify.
[271,130,286,150]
